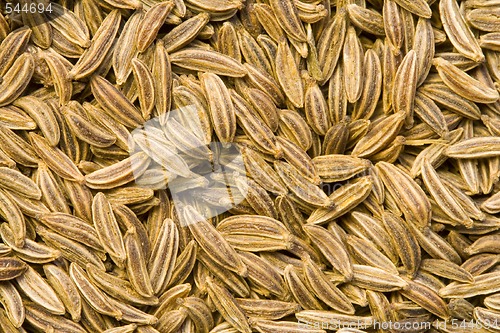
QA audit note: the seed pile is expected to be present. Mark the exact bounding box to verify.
[0,0,500,332]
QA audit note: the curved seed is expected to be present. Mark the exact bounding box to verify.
[413,17,434,86]
[91,192,126,267]
[46,3,90,48]
[40,213,103,251]
[392,50,418,127]
[343,26,364,104]
[163,12,210,53]
[147,218,178,295]
[433,57,499,104]
[132,58,155,120]
[303,224,353,280]
[36,225,104,269]
[112,11,142,85]
[218,21,242,62]
[69,10,121,80]
[346,235,399,275]
[440,0,484,62]
[347,4,385,36]
[167,240,196,289]
[268,0,306,42]
[124,227,154,297]
[30,133,84,183]
[276,38,304,108]
[0,27,32,77]
[307,177,373,225]
[420,259,474,283]
[0,53,34,107]
[312,155,370,183]
[351,264,407,292]
[40,53,73,106]
[237,299,299,321]
[445,137,500,159]
[317,9,347,84]
[206,277,251,333]
[376,161,431,228]
[183,205,247,277]
[275,161,331,208]
[43,264,82,322]
[352,50,382,121]
[245,63,284,105]
[419,82,481,119]
[69,263,122,320]
[284,264,323,310]
[0,281,24,328]
[242,147,287,196]
[16,266,65,315]
[0,258,26,281]
[200,72,236,144]
[0,105,36,130]
[63,109,116,148]
[0,167,41,199]
[178,297,214,333]
[304,76,330,135]
[152,40,172,116]
[232,91,281,158]
[86,263,158,307]
[278,109,313,151]
[91,75,144,128]
[137,1,175,52]
[170,48,247,77]
[421,159,473,227]
[13,96,59,146]
[352,112,406,158]
[85,152,151,189]
[303,258,354,313]
[25,302,86,333]
[401,277,450,320]
[238,251,287,298]
[394,0,431,18]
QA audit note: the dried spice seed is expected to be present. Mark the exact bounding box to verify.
[0,0,498,331]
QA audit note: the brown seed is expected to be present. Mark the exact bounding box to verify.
[137,1,175,52]
[392,50,418,127]
[152,40,172,116]
[268,0,306,42]
[317,9,347,84]
[200,72,237,144]
[303,225,353,280]
[147,218,178,295]
[90,75,145,129]
[352,49,382,121]
[303,258,354,313]
[16,265,65,315]
[91,192,126,268]
[170,48,247,77]
[276,38,304,108]
[69,263,122,320]
[69,10,121,80]
[381,212,421,277]
[182,205,247,277]
[401,277,450,320]
[307,176,373,225]
[0,258,27,281]
[376,161,431,228]
[440,0,484,62]
[343,26,364,104]
[206,277,251,333]
[0,53,34,107]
